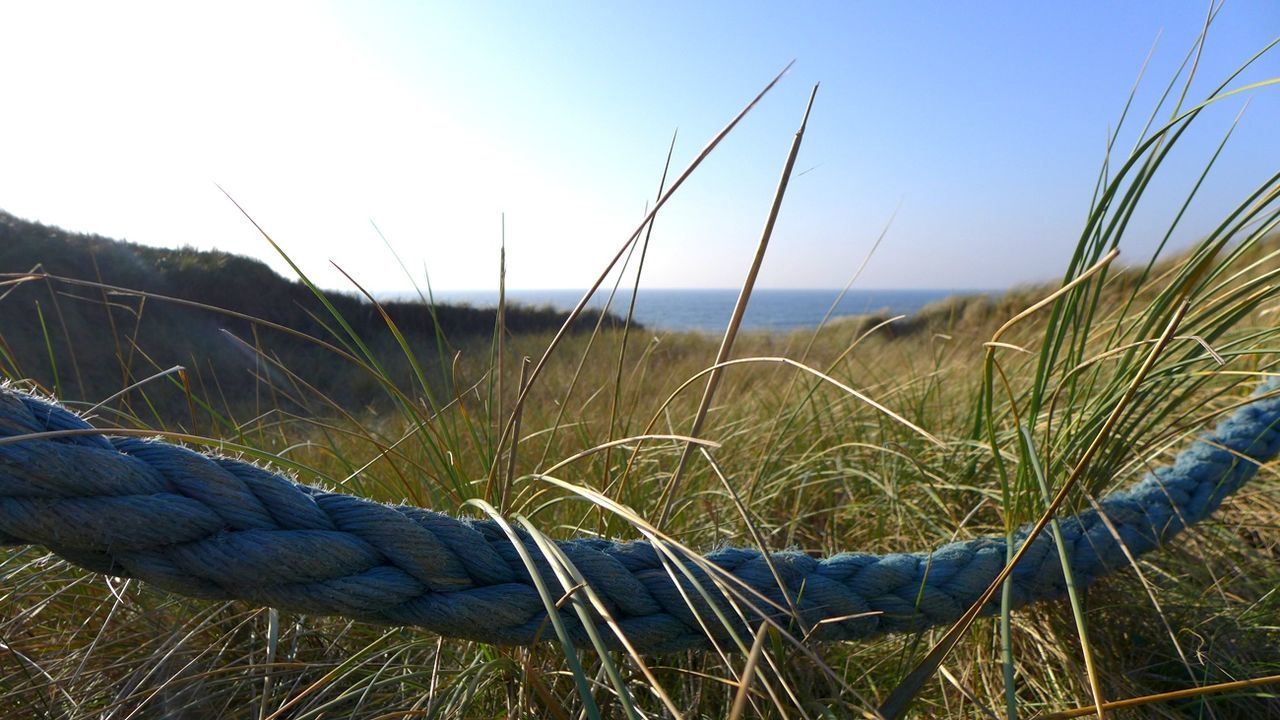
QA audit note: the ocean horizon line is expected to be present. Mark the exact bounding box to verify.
[386,287,996,333]
[399,286,993,295]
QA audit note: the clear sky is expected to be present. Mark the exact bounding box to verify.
[1,2,1277,292]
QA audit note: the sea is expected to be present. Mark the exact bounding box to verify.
[420,288,985,334]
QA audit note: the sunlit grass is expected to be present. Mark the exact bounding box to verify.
[3,21,1280,720]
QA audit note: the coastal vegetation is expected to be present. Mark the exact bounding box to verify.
[0,210,624,422]
[2,26,1280,720]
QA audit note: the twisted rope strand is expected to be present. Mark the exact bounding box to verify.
[2,383,1279,653]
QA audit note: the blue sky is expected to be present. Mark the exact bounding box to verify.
[1,2,1277,291]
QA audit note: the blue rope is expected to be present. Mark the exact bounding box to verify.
[1,382,1278,653]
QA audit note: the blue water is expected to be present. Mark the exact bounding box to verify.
[423,288,984,333]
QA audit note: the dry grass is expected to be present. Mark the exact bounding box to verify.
[3,19,1280,719]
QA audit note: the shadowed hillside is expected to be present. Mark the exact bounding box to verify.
[0,210,623,422]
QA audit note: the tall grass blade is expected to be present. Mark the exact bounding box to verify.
[656,84,820,526]
[488,61,796,486]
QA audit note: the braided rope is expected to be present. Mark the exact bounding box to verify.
[1,383,1278,653]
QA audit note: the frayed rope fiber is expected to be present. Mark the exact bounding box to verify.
[2,383,1279,654]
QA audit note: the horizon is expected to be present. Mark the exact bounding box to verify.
[419,286,981,333]
[2,2,1277,295]
[400,286,996,294]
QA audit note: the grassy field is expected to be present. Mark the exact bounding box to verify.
[4,31,1280,720]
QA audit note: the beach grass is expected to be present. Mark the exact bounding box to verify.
[3,20,1280,720]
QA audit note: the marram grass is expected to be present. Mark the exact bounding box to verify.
[4,31,1280,720]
